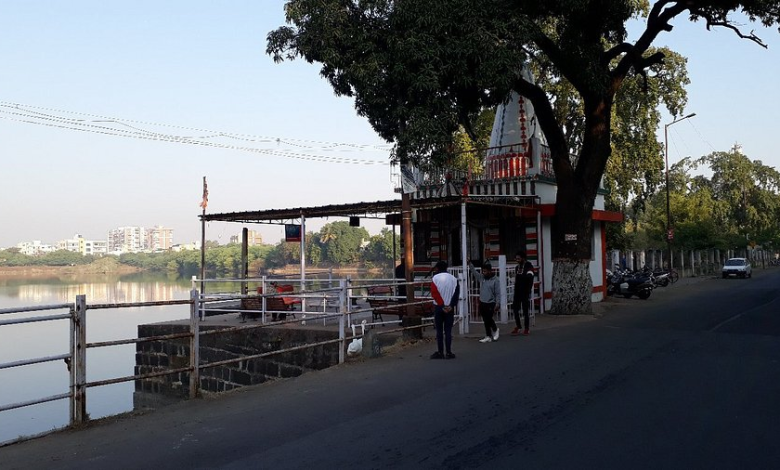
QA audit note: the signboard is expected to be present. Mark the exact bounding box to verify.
[284,224,302,242]
[564,234,577,241]
[385,213,402,225]
[667,228,674,241]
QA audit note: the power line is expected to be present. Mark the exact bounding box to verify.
[0,101,393,165]
[687,119,717,154]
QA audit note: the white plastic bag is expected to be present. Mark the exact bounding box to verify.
[347,320,367,356]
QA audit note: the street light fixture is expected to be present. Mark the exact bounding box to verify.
[664,112,696,270]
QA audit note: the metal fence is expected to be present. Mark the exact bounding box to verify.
[610,247,777,277]
[0,275,473,446]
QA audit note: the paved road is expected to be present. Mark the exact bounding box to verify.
[3,269,780,469]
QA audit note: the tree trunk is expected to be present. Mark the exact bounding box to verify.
[545,95,610,315]
[548,170,598,315]
[550,260,593,315]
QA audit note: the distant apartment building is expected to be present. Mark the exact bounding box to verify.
[171,241,201,252]
[146,226,174,252]
[56,236,81,253]
[228,229,263,246]
[107,226,174,253]
[84,239,108,256]
[108,227,146,253]
[56,234,108,256]
[17,240,55,256]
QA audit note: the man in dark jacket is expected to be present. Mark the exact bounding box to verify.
[512,251,535,336]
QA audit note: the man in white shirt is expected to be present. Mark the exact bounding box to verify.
[430,261,460,359]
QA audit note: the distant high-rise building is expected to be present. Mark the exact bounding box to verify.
[146,226,173,251]
[247,229,263,246]
[108,227,145,253]
[107,226,173,253]
[229,230,264,246]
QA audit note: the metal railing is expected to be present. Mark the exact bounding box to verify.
[0,274,475,445]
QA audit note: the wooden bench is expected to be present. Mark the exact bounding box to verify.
[367,298,433,323]
[366,285,393,296]
[239,296,294,322]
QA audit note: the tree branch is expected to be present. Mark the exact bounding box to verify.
[612,0,687,80]
[603,42,633,65]
[704,20,768,48]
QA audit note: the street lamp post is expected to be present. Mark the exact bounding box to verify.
[664,112,696,270]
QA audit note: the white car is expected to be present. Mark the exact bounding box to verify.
[722,258,752,279]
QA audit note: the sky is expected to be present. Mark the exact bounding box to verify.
[1,2,779,249]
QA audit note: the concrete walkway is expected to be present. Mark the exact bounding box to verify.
[0,272,722,469]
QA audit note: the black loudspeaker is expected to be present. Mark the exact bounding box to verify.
[349,216,360,227]
[385,213,402,225]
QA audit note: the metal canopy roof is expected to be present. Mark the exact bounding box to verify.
[200,195,538,225]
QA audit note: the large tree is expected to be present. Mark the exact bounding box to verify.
[268,0,780,314]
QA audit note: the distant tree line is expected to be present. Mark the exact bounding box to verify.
[1,221,401,278]
[608,146,780,255]
[0,248,96,267]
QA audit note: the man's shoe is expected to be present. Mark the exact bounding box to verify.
[492,329,500,341]
[523,329,530,336]
[430,351,444,359]
[479,336,493,343]
[445,352,456,359]
[511,327,520,336]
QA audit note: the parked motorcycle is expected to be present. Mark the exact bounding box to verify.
[652,270,670,287]
[639,266,670,288]
[608,269,654,299]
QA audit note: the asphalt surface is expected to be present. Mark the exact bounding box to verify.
[2,268,780,469]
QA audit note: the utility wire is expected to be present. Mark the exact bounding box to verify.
[0,101,393,165]
[687,119,718,154]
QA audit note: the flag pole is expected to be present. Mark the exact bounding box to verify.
[199,177,208,296]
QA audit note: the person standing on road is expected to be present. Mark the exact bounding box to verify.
[394,260,407,298]
[469,260,502,343]
[430,260,460,359]
[512,250,535,336]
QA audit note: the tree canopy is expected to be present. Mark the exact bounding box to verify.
[622,145,780,253]
[268,0,780,313]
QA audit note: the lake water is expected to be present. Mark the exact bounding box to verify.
[0,273,194,444]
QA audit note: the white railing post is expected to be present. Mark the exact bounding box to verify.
[189,289,200,399]
[338,279,347,364]
[73,295,87,425]
[346,276,353,325]
[498,254,508,323]
[69,301,76,425]
[261,275,267,323]
[458,273,468,335]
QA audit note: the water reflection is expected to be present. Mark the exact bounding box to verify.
[0,273,192,305]
[0,274,192,445]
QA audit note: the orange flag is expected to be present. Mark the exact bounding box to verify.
[199,177,208,210]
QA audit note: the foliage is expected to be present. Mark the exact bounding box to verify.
[362,228,400,266]
[632,147,780,251]
[1,223,393,274]
[318,221,370,265]
[268,0,780,313]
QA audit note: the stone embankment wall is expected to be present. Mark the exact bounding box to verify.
[134,323,340,409]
